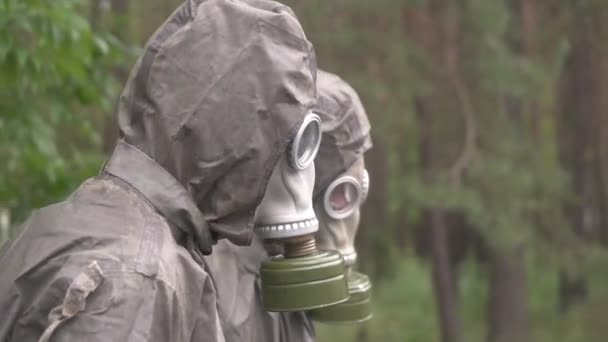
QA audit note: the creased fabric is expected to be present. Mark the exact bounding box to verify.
[313,70,372,198]
[0,176,225,341]
[205,238,316,342]
[0,0,316,341]
[117,0,316,246]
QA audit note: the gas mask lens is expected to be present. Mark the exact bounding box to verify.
[324,176,362,219]
[290,112,322,170]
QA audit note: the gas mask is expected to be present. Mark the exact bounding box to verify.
[254,112,349,312]
[310,157,373,323]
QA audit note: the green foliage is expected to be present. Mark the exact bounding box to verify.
[286,0,577,282]
[423,0,568,251]
[0,0,123,226]
[316,259,441,342]
[316,258,487,342]
[526,252,608,342]
[317,256,608,342]
[2,1,607,341]
[283,1,608,340]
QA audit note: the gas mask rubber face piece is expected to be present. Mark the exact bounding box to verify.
[254,113,320,237]
[310,157,373,323]
[319,164,369,266]
[254,112,349,312]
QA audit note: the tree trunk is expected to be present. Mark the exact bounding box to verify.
[558,38,589,308]
[89,0,103,31]
[484,3,534,340]
[417,96,461,342]
[588,5,608,247]
[486,247,530,342]
[556,3,594,311]
[430,209,461,342]
[405,4,462,341]
[358,139,391,279]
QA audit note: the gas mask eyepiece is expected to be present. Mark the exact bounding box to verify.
[255,112,349,312]
[323,168,370,220]
[324,175,363,220]
[289,113,322,170]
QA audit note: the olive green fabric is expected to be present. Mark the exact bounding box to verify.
[0,0,317,341]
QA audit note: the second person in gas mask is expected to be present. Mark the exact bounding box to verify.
[310,69,373,323]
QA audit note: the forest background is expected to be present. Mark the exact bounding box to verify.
[2,0,608,341]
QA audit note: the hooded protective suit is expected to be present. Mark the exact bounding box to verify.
[313,69,372,269]
[313,70,372,199]
[0,0,316,341]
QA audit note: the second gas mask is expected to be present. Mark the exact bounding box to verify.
[254,113,349,312]
[310,158,373,323]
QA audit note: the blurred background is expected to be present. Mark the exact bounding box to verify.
[2,0,608,341]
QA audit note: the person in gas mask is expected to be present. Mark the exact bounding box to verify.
[310,69,373,323]
[0,0,318,340]
[204,69,372,341]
